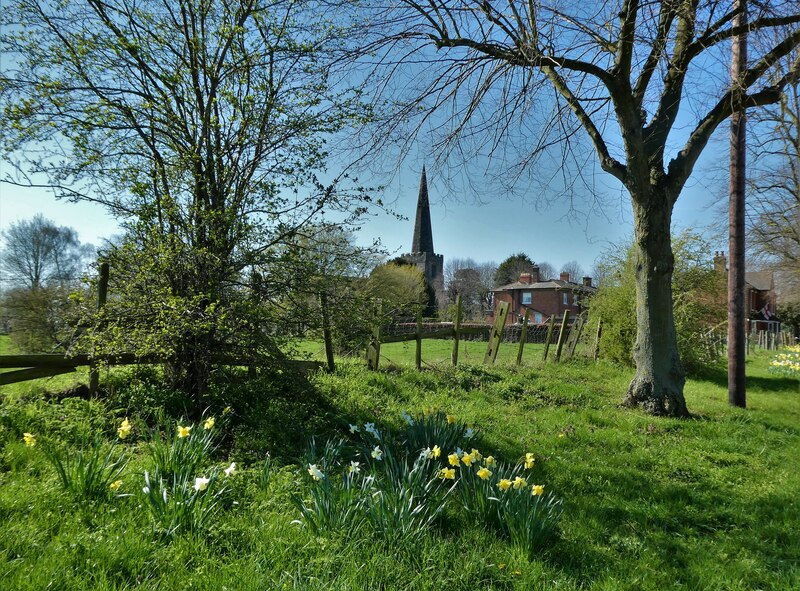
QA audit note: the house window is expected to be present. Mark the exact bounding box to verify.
[521,292,532,305]
[562,292,568,305]
[534,313,543,323]
[573,294,580,306]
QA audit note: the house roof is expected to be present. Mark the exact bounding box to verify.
[745,271,773,292]
[492,279,596,293]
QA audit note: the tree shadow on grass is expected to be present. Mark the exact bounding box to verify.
[691,364,799,394]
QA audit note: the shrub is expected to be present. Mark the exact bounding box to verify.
[41,432,126,501]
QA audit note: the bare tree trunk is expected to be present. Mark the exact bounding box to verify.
[623,195,689,417]
[728,0,747,408]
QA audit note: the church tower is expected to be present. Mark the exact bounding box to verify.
[402,166,444,314]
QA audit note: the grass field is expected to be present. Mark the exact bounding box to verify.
[0,341,798,590]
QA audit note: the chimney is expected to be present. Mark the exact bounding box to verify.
[519,272,532,285]
[531,265,540,283]
[713,251,727,274]
[560,272,570,282]
[582,276,592,287]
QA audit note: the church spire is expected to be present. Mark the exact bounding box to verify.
[411,165,434,254]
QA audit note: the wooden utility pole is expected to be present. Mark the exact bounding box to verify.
[728,0,747,408]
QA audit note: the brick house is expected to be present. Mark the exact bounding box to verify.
[487,267,596,324]
[713,251,780,331]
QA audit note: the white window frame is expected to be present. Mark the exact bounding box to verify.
[562,292,568,305]
[521,291,532,305]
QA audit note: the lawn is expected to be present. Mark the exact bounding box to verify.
[0,345,798,590]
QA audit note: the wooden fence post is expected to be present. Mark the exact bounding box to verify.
[89,261,109,395]
[516,309,531,365]
[542,315,556,361]
[451,295,462,367]
[484,301,509,365]
[565,313,586,359]
[554,310,570,362]
[415,298,423,371]
[367,300,383,370]
[320,291,335,373]
[592,319,602,361]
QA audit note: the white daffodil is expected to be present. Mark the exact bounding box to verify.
[308,464,324,481]
[224,462,236,477]
[193,476,210,492]
[348,461,361,474]
[349,424,359,434]
[371,446,383,461]
[402,411,415,426]
[464,428,476,439]
[420,447,432,460]
[364,422,380,439]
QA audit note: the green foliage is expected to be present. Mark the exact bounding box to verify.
[41,433,126,501]
[494,253,535,286]
[145,416,218,483]
[589,231,726,372]
[141,469,227,538]
[366,262,427,318]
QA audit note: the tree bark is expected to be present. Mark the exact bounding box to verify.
[623,192,689,417]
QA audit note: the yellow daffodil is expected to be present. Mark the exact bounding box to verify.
[558,432,566,438]
[448,453,460,467]
[461,453,474,467]
[117,418,131,440]
[109,480,123,492]
[23,432,36,447]
[438,468,456,480]
[446,414,456,424]
[470,448,482,462]
[498,479,512,492]
[432,445,441,458]
[532,484,545,496]
[177,425,192,438]
[524,452,535,469]
[484,455,495,467]
[513,476,527,490]
[477,467,492,480]
[203,417,215,430]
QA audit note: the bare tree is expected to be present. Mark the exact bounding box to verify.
[536,261,556,282]
[560,260,585,282]
[360,1,800,416]
[1,215,91,289]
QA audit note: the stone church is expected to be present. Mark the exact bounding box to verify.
[401,166,444,315]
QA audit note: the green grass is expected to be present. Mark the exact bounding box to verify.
[0,346,798,590]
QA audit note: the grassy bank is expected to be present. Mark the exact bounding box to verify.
[0,350,797,589]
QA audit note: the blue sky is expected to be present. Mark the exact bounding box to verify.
[0,139,728,279]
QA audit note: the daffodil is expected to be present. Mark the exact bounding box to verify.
[177,424,192,438]
[531,484,545,496]
[513,476,527,490]
[498,478,512,492]
[558,432,566,438]
[349,424,359,434]
[524,453,535,469]
[308,464,324,480]
[484,455,495,466]
[23,432,36,447]
[117,418,131,439]
[420,447,432,460]
[477,467,492,480]
[348,461,361,474]
[470,448,482,462]
[438,467,456,480]
[203,417,215,430]
[461,453,474,467]
[224,462,236,477]
[401,411,414,426]
[193,476,210,491]
[446,414,456,424]
[432,445,441,459]
[364,423,380,439]
[371,446,383,460]
[448,453,460,467]
[109,480,123,491]
[464,427,476,439]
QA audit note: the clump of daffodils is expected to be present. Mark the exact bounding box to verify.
[770,345,800,377]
